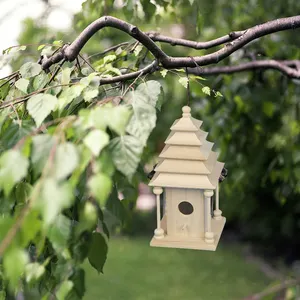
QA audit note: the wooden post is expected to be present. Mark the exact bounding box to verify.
[213,182,223,220]
[153,187,164,239]
[204,190,214,244]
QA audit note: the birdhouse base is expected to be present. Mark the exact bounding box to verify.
[150,215,226,251]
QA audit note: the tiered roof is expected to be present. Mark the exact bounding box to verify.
[149,106,224,189]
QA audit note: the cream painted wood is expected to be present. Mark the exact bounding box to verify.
[208,161,224,186]
[149,173,216,189]
[149,105,226,251]
[170,117,202,132]
[151,214,226,251]
[166,188,203,238]
[159,143,214,161]
[205,152,219,172]
[153,187,164,239]
[165,131,203,146]
[155,159,210,175]
[213,183,223,220]
[204,190,214,244]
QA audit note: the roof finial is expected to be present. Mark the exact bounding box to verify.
[182,106,191,118]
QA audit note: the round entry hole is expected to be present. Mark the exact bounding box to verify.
[178,201,194,215]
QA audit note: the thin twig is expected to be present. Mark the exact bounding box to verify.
[9,103,21,125]
[47,58,66,86]
[0,204,30,257]
[87,41,130,59]
[122,70,144,96]
[0,71,19,81]
[78,53,95,71]
[0,83,77,110]
[188,59,300,78]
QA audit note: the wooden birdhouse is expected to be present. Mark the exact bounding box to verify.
[148,106,225,251]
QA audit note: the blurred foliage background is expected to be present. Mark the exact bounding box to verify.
[3,0,300,298]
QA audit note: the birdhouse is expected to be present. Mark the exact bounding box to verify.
[148,106,225,251]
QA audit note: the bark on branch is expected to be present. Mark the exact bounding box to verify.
[41,15,300,80]
[188,60,300,78]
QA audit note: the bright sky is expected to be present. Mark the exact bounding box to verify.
[0,0,84,76]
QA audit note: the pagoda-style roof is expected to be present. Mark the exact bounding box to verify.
[149,106,224,189]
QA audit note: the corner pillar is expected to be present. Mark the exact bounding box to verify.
[153,187,164,239]
[213,182,223,220]
[204,190,214,244]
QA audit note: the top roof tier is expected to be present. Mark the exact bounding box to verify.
[149,106,224,190]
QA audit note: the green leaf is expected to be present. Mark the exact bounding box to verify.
[126,98,157,146]
[215,91,223,97]
[124,81,160,146]
[109,135,143,179]
[202,86,211,96]
[0,216,14,242]
[15,78,29,94]
[39,179,73,224]
[88,173,112,206]
[96,150,115,176]
[25,262,45,283]
[3,248,29,288]
[0,150,29,196]
[140,0,156,21]
[19,62,42,78]
[31,134,55,176]
[0,120,33,150]
[67,268,85,299]
[0,80,10,100]
[15,182,32,203]
[80,73,100,87]
[55,143,79,180]
[20,210,42,247]
[83,129,109,156]
[37,44,46,51]
[47,214,71,251]
[263,101,275,117]
[69,145,92,188]
[56,280,74,300]
[80,74,100,102]
[106,185,126,223]
[135,80,162,107]
[108,106,132,135]
[160,69,168,78]
[88,232,108,273]
[61,67,72,85]
[27,94,58,126]
[134,45,143,56]
[79,202,98,231]
[103,54,117,64]
[178,77,189,88]
[33,72,49,90]
[53,40,63,47]
[58,84,84,110]
[83,87,99,102]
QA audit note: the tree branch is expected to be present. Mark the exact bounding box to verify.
[147,30,245,49]
[188,60,300,78]
[41,15,300,72]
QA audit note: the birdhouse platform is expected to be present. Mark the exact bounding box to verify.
[149,106,226,251]
[150,213,226,251]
